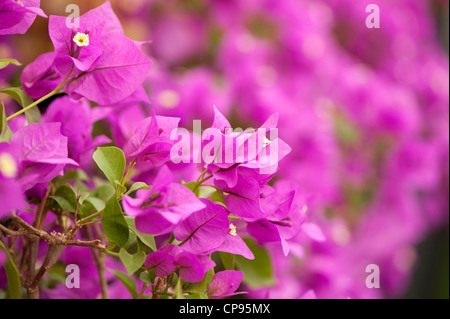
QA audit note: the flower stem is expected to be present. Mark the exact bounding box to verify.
[78,211,102,225]
[98,248,120,258]
[6,66,74,122]
[121,160,136,186]
[192,174,213,193]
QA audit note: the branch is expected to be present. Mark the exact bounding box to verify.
[0,223,25,237]
[85,226,109,299]
[12,214,52,242]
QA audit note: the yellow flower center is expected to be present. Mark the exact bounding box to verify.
[73,32,90,47]
[228,223,237,236]
[0,153,17,178]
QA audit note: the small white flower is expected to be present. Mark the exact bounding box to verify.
[228,223,237,236]
[73,32,90,47]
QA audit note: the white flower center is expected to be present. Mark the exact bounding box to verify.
[263,137,271,148]
[228,223,237,236]
[73,32,90,47]
[0,153,17,178]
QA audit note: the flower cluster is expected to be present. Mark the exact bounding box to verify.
[0,0,448,300]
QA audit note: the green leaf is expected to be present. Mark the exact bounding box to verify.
[186,293,208,299]
[168,272,179,288]
[0,102,13,142]
[174,277,184,299]
[93,147,126,189]
[107,241,117,251]
[0,87,41,124]
[210,191,225,205]
[124,228,137,249]
[219,252,235,270]
[235,239,275,289]
[102,196,129,247]
[119,248,146,275]
[136,237,147,252]
[125,216,157,251]
[0,58,21,69]
[184,267,214,294]
[79,196,105,216]
[109,269,138,299]
[90,184,115,202]
[50,184,78,212]
[0,241,21,299]
[124,182,151,195]
[52,169,88,187]
[183,181,199,196]
[114,180,127,196]
[140,270,155,285]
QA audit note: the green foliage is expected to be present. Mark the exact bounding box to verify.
[125,216,157,252]
[140,270,155,285]
[50,184,78,212]
[109,269,138,299]
[0,241,21,299]
[102,196,129,247]
[0,102,13,142]
[0,58,21,69]
[210,191,226,205]
[93,147,126,190]
[235,238,275,288]
[125,182,151,195]
[0,87,41,124]
[119,248,146,275]
[183,181,199,196]
[184,267,214,295]
[219,252,235,270]
[174,277,184,299]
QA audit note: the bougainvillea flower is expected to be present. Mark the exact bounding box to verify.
[144,244,182,277]
[222,178,267,221]
[175,252,215,283]
[48,1,125,71]
[207,270,245,299]
[205,223,255,260]
[204,107,291,188]
[23,2,152,105]
[144,244,215,283]
[123,166,205,235]
[245,181,320,256]
[20,52,63,100]
[173,198,254,259]
[65,30,152,105]
[0,143,25,218]
[43,96,110,166]
[107,88,152,147]
[0,0,47,35]
[123,112,180,169]
[174,199,229,254]
[59,2,152,105]
[9,122,78,191]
